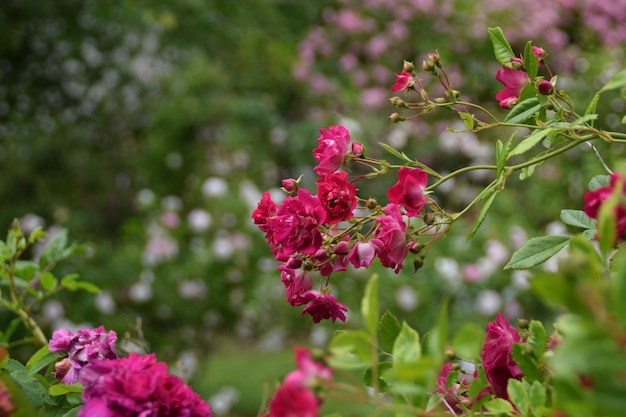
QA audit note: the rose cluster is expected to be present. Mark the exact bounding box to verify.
[49,327,212,417]
[253,125,433,322]
[262,347,332,417]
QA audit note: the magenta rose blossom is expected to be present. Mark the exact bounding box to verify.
[480,313,523,400]
[349,241,377,269]
[387,167,429,217]
[300,290,348,323]
[78,353,211,417]
[391,70,413,92]
[316,171,357,224]
[371,204,408,273]
[269,189,327,262]
[495,58,530,109]
[48,326,118,385]
[583,172,626,239]
[278,265,313,306]
[313,125,351,175]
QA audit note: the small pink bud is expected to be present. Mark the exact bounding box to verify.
[531,46,547,60]
[510,58,524,70]
[285,257,303,269]
[428,51,440,67]
[333,241,350,256]
[538,80,554,95]
[500,97,518,109]
[351,141,364,156]
[389,112,405,123]
[281,178,299,194]
[314,249,328,261]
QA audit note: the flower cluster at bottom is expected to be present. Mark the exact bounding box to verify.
[49,326,212,417]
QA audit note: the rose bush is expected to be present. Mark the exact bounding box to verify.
[1,26,626,417]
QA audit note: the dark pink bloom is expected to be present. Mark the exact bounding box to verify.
[349,241,376,269]
[316,171,357,224]
[264,382,319,417]
[538,80,554,95]
[313,126,351,175]
[371,204,408,273]
[583,172,626,239]
[49,326,118,385]
[495,65,530,109]
[317,236,351,277]
[387,167,429,217]
[78,353,211,417]
[391,70,413,92]
[252,191,278,234]
[269,189,327,261]
[279,265,313,306]
[480,314,523,400]
[300,290,348,323]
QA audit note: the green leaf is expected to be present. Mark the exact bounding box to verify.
[512,343,543,383]
[40,271,58,291]
[529,381,547,412]
[379,310,402,352]
[467,190,498,240]
[610,245,626,327]
[61,407,82,417]
[568,114,598,126]
[519,151,548,181]
[459,112,475,130]
[560,209,596,230]
[378,142,414,164]
[509,128,554,157]
[40,228,68,265]
[523,41,539,80]
[62,279,100,294]
[484,397,514,413]
[504,97,541,124]
[518,82,537,103]
[392,322,421,380]
[488,27,515,66]
[361,274,379,336]
[328,330,372,370]
[585,92,601,118]
[0,372,39,417]
[529,320,548,358]
[496,134,514,177]
[451,322,484,360]
[6,360,47,409]
[589,174,610,190]
[25,345,55,374]
[427,298,448,361]
[599,69,626,93]
[505,235,571,270]
[49,383,84,396]
[508,379,530,414]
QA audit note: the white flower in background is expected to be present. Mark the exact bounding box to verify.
[485,239,509,267]
[208,387,240,416]
[136,188,155,208]
[202,177,228,198]
[187,208,212,232]
[19,213,45,234]
[212,233,234,260]
[161,195,183,212]
[95,291,117,314]
[142,234,179,266]
[178,279,207,300]
[435,257,461,288]
[512,270,531,290]
[475,290,502,316]
[129,281,153,303]
[396,285,418,311]
[509,225,528,249]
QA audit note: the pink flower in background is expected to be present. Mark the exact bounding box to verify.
[313,125,351,175]
[269,189,327,261]
[78,353,211,417]
[316,171,357,224]
[391,70,413,92]
[583,172,626,239]
[480,313,523,400]
[349,241,377,269]
[387,167,429,217]
[371,204,408,273]
[300,290,348,323]
[436,363,471,413]
[284,347,333,387]
[49,326,118,385]
[279,265,313,306]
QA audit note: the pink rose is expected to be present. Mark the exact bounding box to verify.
[349,241,377,269]
[316,171,357,224]
[391,70,413,92]
[495,61,530,109]
[371,204,408,273]
[387,167,429,217]
[269,189,327,261]
[278,265,313,306]
[264,383,319,417]
[480,314,523,400]
[313,125,351,175]
[252,191,278,234]
[300,290,348,323]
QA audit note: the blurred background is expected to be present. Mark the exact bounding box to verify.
[1,0,625,415]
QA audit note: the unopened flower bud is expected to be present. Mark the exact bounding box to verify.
[419,89,429,102]
[389,96,409,109]
[402,60,414,73]
[409,241,423,254]
[281,178,299,195]
[433,97,447,104]
[422,59,436,73]
[366,198,378,210]
[285,257,303,269]
[531,46,547,60]
[351,141,364,157]
[389,112,405,123]
[444,347,456,361]
[445,89,460,100]
[314,248,328,261]
[428,51,440,67]
[333,241,350,256]
[423,213,435,225]
[517,318,529,329]
[413,257,424,271]
[510,58,524,70]
[451,362,461,371]
[538,80,554,95]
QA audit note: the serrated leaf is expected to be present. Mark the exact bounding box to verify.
[49,383,84,396]
[569,114,598,126]
[599,69,626,93]
[585,92,601,119]
[505,235,571,270]
[529,381,547,412]
[524,41,539,79]
[25,345,54,373]
[485,397,514,413]
[508,379,530,414]
[510,128,554,157]
[512,343,543,383]
[451,322,484,360]
[560,209,596,230]
[378,142,414,164]
[328,330,372,370]
[392,322,421,380]
[488,27,515,66]
[379,310,402,352]
[504,97,541,124]
[518,82,537,103]
[529,320,548,357]
[361,274,379,336]
[459,112,475,130]
[7,365,47,409]
[467,190,498,240]
[589,174,610,190]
